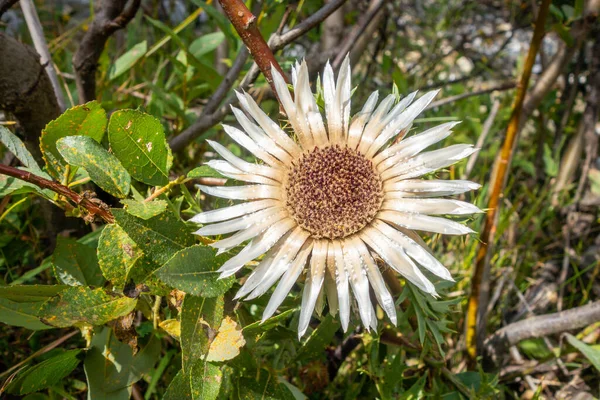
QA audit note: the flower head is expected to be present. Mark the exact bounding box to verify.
[192,57,480,337]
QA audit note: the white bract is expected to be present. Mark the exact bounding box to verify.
[193,57,481,338]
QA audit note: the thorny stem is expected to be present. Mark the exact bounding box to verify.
[0,163,114,223]
[465,0,551,362]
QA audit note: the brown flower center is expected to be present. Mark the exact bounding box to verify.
[284,145,383,239]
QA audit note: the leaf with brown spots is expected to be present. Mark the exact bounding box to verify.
[108,109,172,186]
[38,286,137,328]
[40,101,107,179]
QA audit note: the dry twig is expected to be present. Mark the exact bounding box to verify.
[465,0,551,361]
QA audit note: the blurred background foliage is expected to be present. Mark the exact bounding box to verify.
[0,0,599,399]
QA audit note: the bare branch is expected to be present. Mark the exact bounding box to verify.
[170,0,347,152]
[465,0,551,362]
[0,32,60,161]
[484,301,600,367]
[0,163,114,223]
[332,0,385,70]
[20,0,66,110]
[73,0,142,103]
[0,0,18,19]
[218,0,287,100]
[426,81,516,110]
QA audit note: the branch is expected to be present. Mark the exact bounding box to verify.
[0,32,60,161]
[0,163,114,223]
[331,0,385,70]
[484,301,600,367]
[426,81,516,110]
[72,0,142,103]
[465,0,551,362]
[0,0,18,18]
[169,0,347,152]
[20,0,66,110]
[218,0,287,100]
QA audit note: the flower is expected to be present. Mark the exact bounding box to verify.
[191,57,480,338]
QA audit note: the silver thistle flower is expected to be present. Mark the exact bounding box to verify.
[192,57,480,338]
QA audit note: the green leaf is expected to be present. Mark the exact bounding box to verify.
[155,245,234,297]
[0,167,53,198]
[108,109,173,186]
[112,208,194,266]
[84,327,161,399]
[235,374,295,400]
[187,165,226,179]
[0,298,51,330]
[0,125,43,175]
[38,286,137,328]
[0,285,67,302]
[7,349,82,395]
[542,143,558,178]
[97,224,140,289]
[190,360,222,400]
[56,136,131,198]
[180,294,224,372]
[188,32,225,58]
[399,374,426,400]
[52,236,105,287]
[566,333,600,372]
[108,41,147,80]
[189,0,236,42]
[121,198,168,220]
[243,308,297,334]
[40,101,107,179]
[295,315,339,362]
[163,370,193,400]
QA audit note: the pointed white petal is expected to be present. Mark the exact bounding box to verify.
[381,144,477,181]
[210,210,287,253]
[374,122,459,168]
[347,91,379,150]
[341,239,371,329]
[361,229,437,294]
[190,199,277,224]
[366,90,438,158]
[323,61,336,142]
[381,198,482,215]
[352,236,397,324]
[331,240,350,332]
[231,106,292,164]
[234,239,287,300]
[207,139,281,181]
[384,179,481,198]
[246,227,310,300]
[330,55,351,143]
[223,124,283,168]
[194,206,284,236]
[197,184,281,201]
[217,218,296,277]
[270,64,297,123]
[206,160,278,185]
[356,94,395,154]
[293,60,318,149]
[307,111,328,147]
[377,210,475,235]
[298,240,328,337]
[369,220,452,281]
[324,254,339,317]
[262,240,313,322]
[236,91,301,157]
